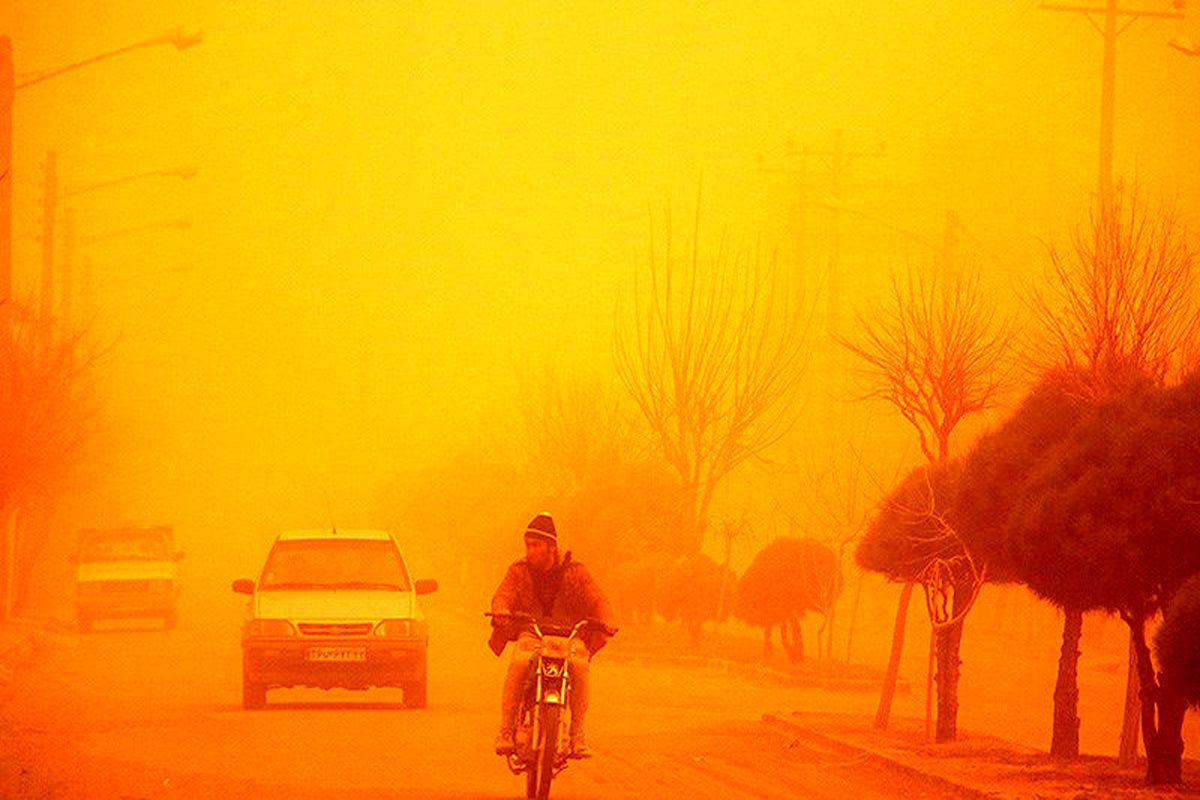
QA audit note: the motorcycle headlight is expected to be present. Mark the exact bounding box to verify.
[246,619,295,637]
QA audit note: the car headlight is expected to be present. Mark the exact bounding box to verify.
[374,619,426,638]
[246,619,296,637]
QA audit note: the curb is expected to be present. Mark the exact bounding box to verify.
[0,616,73,690]
[761,712,995,800]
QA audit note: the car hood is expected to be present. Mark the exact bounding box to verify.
[77,561,176,582]
[254,589,418,620]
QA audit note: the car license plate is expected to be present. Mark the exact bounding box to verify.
[305,646,366,662]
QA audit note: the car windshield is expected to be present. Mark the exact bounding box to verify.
[259,539,411,591]
[81,533,168,562]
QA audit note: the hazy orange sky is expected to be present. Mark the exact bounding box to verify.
[3,1,1199,538]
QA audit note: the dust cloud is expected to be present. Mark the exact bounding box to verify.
[3,1,1199,767]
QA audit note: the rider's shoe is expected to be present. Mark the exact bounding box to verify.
[495,730,516,756]
[568,733,592,759]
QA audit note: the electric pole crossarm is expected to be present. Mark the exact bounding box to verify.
[1039,3,1183,19]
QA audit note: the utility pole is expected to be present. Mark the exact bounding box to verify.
[39,150,57,329]
[1,36,13,309]
[800,130,886,338]
[60,207,73,326]
[1041,1,1184,209]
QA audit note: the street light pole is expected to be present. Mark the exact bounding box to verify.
[1,37,13,309]
[14,27,202,90]
[54,164,197,327]
[72,218,191,325]
[38,149,56,337]
[0,26,201,312]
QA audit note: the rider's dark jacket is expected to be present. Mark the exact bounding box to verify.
[488,552,613,656]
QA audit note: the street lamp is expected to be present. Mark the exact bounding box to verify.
[0,26,202,307]
[56,164,198,324]
[1168,35,1200,56]
[14,27,202,90]
[61,164,199,200]
[70,217,192,324]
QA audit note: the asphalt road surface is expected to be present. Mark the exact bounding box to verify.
[0,572,966,799]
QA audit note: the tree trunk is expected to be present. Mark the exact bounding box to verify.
[1050,607,1082,759]
[1118,633,1141,765]
[1147,680,1187,786]
[1125,611,1184,786]
[875,582,913,730]
[934,616,963,742]
[782,616,804,663]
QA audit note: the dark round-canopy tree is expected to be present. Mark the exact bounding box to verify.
[657,552,737,645]
[734,537,842,663]
[1007,374,1200,784]
[951,375,1094,758]
[858,458,981,742]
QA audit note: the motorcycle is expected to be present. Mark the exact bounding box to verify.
[487,612,616,800]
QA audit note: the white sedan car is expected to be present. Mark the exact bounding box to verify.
[232,528,438,709]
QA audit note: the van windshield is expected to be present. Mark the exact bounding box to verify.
[259,539,412,591]
[81,533,169,562]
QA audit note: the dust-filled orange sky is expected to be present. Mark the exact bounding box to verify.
[4,1,1199,538]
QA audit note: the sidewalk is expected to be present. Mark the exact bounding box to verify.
[764,709,1200,800]
[603,624,1200,799]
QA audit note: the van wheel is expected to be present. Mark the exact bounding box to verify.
[243,674,266,709]
[404,678,427,709]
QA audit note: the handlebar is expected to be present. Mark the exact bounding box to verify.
[485,611,618,639]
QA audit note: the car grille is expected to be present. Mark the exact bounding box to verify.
[297,622,373,637]
[79,580,151,593]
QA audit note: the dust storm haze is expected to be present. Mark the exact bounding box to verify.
[3,0,1200,780]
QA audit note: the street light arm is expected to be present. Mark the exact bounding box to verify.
[15,26,202,90]
[61,165,199,199]
[1168,35,1200,56]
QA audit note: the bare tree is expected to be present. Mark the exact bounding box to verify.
[614,196,810,556]
[837,264,1011,740]
[1023,183,1200,762]
[514,364,687,569]
[0,297,99,617]
[1028,184,1200,396]
[517,364,637,497]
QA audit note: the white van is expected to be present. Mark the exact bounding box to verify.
[73,526,183,632]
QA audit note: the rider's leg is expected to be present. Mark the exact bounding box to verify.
[567,644,592,757]
[496,637,537,754]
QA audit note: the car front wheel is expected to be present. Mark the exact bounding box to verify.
[242,659,266,709]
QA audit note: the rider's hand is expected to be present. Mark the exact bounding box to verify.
[490,613,510,628]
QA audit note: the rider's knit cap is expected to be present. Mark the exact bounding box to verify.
[524,513,557,543]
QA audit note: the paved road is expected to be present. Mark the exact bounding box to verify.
[0,572,967,799]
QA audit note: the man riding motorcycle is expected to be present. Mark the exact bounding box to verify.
[489,512,614,759]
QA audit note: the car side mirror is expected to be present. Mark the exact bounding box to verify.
[232,578,255,595]
[414,578,439,596]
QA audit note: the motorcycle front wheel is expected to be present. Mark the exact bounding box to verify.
[534,703,561,800]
